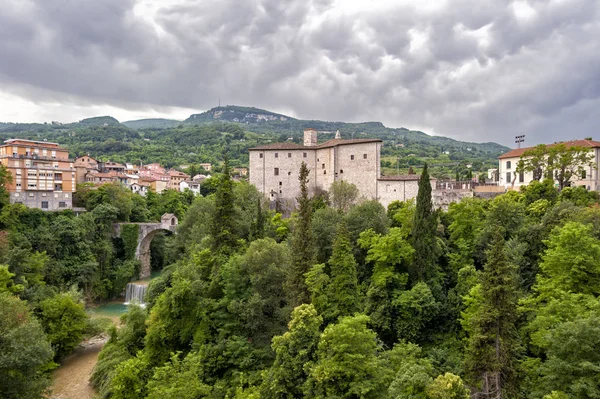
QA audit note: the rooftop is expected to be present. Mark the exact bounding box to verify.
[499,139,600,159]
[3,139,61,147]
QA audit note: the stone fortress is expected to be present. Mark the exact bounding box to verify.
[249,129,434,209]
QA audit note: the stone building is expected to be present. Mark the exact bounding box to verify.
[249,129,435,209]
[0,139,76,210]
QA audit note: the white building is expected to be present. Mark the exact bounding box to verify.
[180,180,201,195]
[498,139,600,190]
[249,129,434,209]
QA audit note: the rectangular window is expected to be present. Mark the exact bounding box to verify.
[259,153,263,158]
[303,152,307,158]
[322,163,325,169]
[519,171,524,183]
[41,201,48,209]
[59,202,66,208]
[363,154,368,159]
[506,172,511,182]
[288,153,292,158]
[351,155,355,160]
[51,151,56,158]
[582,170,587,179]
[274,168,279,176]
[274,153,278,158]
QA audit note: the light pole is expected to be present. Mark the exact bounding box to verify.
[515,135,525,149]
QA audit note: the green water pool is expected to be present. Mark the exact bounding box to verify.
[88,302,129,318]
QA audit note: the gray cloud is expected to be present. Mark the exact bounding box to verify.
[0,0,599,146]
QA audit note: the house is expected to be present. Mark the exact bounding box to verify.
[249,129,435,210]
[180,180,201,195]
[0,139,76,210]
[232,167,248,177]
[102,161,126,174]
[199,163,212,172]
[74,155,100,184]
[168,170,190,191]
[130,181,150,196]
[498,139,600,190]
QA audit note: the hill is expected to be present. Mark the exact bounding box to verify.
[0,106,510,179]
[122,118,181,129]
[185,105,295,124]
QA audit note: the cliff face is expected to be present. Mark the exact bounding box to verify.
[186,106,294,124]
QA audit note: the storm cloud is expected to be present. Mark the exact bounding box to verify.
[0,0,599,145]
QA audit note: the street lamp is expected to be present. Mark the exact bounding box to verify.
[515,135,525,149]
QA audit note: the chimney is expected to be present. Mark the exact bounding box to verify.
[304,128,317,147]
[335,130,341,139]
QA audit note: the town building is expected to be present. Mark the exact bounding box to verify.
[199,163,212,172]
[249,129,435,209]
[180,180,201,195]
[74,155,100,184]
[498,139,600,190]
[167,170,190,191]
[0,139,75,210]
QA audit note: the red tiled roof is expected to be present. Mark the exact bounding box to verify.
[499,139,600,159]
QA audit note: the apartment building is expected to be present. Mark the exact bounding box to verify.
[0,139,75,210]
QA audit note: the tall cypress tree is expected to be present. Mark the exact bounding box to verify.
[464,229,520,398]
[287,162,314,306]
[212,156,236,254]
[410,163,437,282]
[326,222,360,323]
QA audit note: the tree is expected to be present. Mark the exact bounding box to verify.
[307,314,387,399]
[463,229,520,398]
[286,162,314,306]
[212,158,236,253]
[426,373,470,399]
[38,292,88,360]
[262,304,322,398]
[325,222,360,322]
[330,180,360,212]
[0,164,12,209]
[410,163,438,282]
[0,293,53,399]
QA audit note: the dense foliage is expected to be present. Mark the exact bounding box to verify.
[3,155,600,397]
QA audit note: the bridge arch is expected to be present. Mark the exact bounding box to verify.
[114,213,178,279]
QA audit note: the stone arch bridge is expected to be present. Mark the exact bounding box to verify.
[113,213,178,279]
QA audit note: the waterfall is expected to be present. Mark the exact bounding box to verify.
[124,283,148,307]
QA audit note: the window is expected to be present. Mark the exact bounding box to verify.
[59,202,66,208]
[506,172,511,182]
[41,201,48,209]
[363,154,367,159]
[340,169,344,174]
[274,153,279,158]
[51,151,56,159]
[506,161,512,169]
[274,168,279,176]
[288,153,292,158]
[279,181,282,186]
[28,193,34,197]
[582,170,587,179]
[303,152,307,158]
[322,163,325,169]
[351,155,355,160]
[323,170,326,174]
[16,183,21,188]
[519,171,524,183]
[259,153,263,158]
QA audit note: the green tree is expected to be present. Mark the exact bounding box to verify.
[38,292,88,360]
[0,293,53,399]
[330,180,360,212]
[426,373,470,399]
[463,229,520,398]
[212,158,236,253]
[147,351,212,399]
[0,163,13,209]
[287,161,314,306]
[262,304,322,398]
[307,314,387,398]
[410,163,438,282]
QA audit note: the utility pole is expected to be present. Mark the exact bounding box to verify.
[515,134,525,149]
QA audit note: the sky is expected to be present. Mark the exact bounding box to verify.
[0,0,599,146]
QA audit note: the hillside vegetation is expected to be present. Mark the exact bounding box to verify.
[0,105,509,178]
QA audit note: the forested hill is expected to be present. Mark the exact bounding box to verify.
[0,106,510,178]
